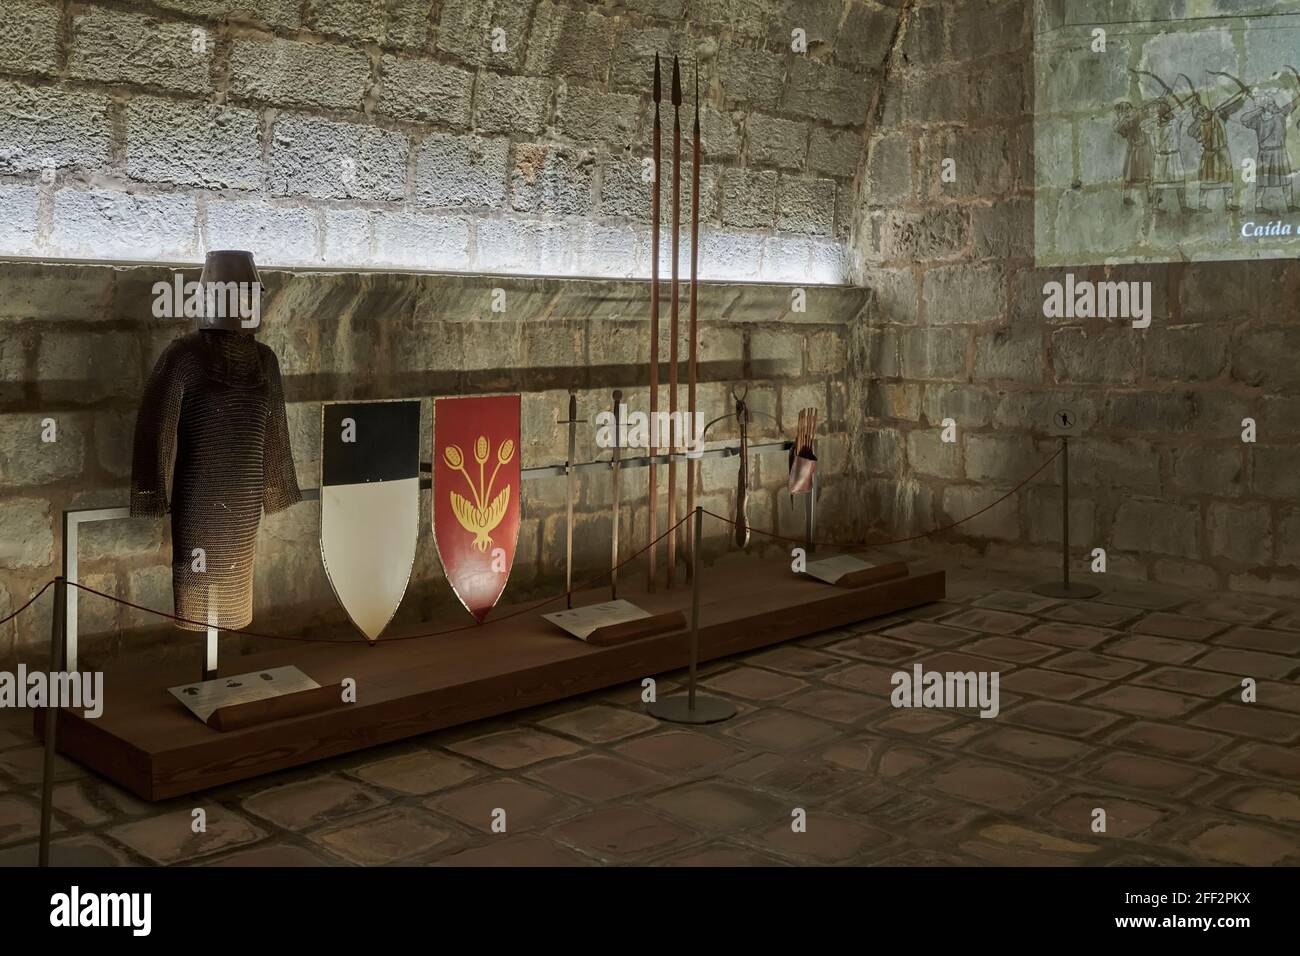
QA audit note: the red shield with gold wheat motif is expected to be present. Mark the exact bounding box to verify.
[433,395,521,622]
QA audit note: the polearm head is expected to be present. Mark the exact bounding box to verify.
[653,53,661,103]
[672,55,682,106]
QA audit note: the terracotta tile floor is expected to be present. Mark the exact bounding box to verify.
[2,557,1298,866]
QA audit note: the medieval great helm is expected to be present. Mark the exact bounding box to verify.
[197,250,262,334]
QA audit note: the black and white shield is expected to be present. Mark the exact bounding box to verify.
[320,400,421,642]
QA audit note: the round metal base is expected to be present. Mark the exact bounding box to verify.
[646,695,738,724]
[1032,581,1101,599]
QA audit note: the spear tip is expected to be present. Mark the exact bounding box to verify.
[653,53,661,101]
[672,55,682,105]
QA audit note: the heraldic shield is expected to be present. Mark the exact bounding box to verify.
[433,394,521,623]
[320,400,421,642]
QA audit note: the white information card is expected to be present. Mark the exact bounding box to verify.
[543,600,651,641]
[169,666,320,723]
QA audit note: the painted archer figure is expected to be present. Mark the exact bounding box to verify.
[1113,99,1157,206]
[1152,93,1192,212]
[1238,67,1300,213]
[1186,73,1249,211]
[1127,70,1192,212]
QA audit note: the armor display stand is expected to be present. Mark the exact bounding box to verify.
[205,628,218,680]
[129,249,300,682]
[205,586,219,680]
[646,507,738,725]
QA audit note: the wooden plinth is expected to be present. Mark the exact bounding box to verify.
[42,556,944,800]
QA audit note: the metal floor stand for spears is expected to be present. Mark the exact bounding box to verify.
[646,506,738,724]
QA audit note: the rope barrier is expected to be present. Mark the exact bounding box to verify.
[5,446,1064,644]
[705,444,1063,551]
[0,578,54,626]
[67,508,696,646]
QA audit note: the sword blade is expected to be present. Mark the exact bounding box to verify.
[735,398,750,548]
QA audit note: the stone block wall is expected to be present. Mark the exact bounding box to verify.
[0,261,865,667]
[849,0,1300,597]
[0,0,905,281]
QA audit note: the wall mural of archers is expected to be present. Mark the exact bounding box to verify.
[1115,68,1298,215]
[1034,5,1300,265]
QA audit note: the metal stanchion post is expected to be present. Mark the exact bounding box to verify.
[1034,436,1099,599]
[39,575,67,868]
[647,507,737,724]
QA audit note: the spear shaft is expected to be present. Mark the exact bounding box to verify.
[610,389,622,599]
[648,54,661,592]
[685,66,700,581]
[667,56,682,589]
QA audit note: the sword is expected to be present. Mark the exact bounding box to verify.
[559,388,582,608]
[610,389,622,599]
[734,386,750,548]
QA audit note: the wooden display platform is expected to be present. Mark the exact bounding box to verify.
[42,556,945,800]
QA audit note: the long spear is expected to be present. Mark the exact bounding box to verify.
[610,389,622,599]
[685,65,700,581]
[647,53,661,592]
[667,56,682,589]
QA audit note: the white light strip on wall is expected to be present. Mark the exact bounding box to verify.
[0,185,851,286]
